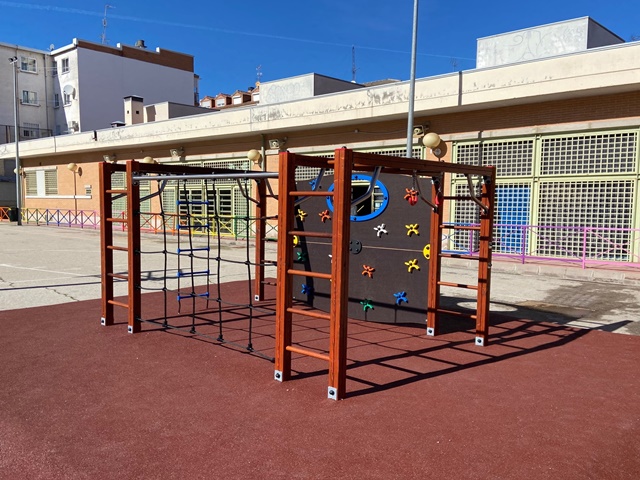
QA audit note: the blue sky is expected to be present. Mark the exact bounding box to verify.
[1,1,638,98]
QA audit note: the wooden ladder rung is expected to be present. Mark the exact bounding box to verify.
[436,308,477,320]
[285,345,330,362]
[287,269,332,280]
[289,230,333,239]
[289,190,334,197]
[437,281,478,290]
[440,253,481,260]
[106,189,128,194]
[106,217,127,223]
[287,307,331,320]
[107,299,129,309]
[107,245,128,252]
[108,273,129,281]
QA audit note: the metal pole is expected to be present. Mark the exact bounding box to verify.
[405,0,419,158]
[10,56,22,225]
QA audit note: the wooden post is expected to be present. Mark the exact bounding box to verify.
[426,175,443,336]
[99,161,114,327]
[475,167,496,345]
[126,161,142,334]
[274,152,296,382]
[328,148,353,400]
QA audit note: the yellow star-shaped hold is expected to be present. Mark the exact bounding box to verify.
[405,223,419,236]
[404,258,420,273]
[296,209,308,222]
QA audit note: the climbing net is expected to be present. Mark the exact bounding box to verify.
[133,172,279,358]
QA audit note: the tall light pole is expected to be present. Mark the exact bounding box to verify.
[405,0,420,158]
[9,56,22,225]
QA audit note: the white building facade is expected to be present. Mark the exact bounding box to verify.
[50,39,198,134]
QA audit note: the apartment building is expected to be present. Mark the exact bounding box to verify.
[50,39,198,134]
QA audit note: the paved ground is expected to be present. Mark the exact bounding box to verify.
[2,223,640,335]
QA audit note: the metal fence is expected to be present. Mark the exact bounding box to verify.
[443,223,640,268]
[2,207,639,268]
[0,208,278,240]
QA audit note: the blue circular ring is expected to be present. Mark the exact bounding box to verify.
[326,174,389,222]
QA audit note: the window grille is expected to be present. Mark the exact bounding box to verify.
[536,180,634,260]
[25,172,37,195]
[455,140,533,177]
[44,170,58,195]
[111,172,126,213]
[161,187,176,214]
[494,183,531,254]
[540,132,637,176]
[449,182,482,252]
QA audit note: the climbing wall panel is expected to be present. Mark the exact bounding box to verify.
[291,172,432,324]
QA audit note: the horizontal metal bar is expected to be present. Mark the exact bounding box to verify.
[131,172,278,182]
[441,224,481,231]
[285,345,330,362]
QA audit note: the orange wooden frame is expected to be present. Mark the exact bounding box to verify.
[274,148,496,400]
[99,160,272,332]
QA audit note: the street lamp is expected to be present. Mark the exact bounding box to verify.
[9,56,21,225]
[405,0,419,159]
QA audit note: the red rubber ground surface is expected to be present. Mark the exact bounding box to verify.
[1,282,639,479]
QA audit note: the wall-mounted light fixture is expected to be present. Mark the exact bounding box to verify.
[141,156,157,164]
[247,148,262,167]
[268,138,286,150]
[413,125,426,136]
[422,132,444,158]
[67,162,83,176]
[103,154,117,163]
[170,147,185,161]
[13,167,24,176]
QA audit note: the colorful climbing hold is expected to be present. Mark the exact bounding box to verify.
[296,251,307,262]
[404,188,419,206]
[423,244,431,260]
[293,235,299,246]
[296,209,308,222]
[319,209,331,223]
[360,299,374,312]
[301,284,313,295]
[393,291,408,306]
[374,223,388,237]
[404,258,420,273]
[405,223,419,236]
[361,265,375,278]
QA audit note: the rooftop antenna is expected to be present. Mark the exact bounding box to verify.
[256,65,262,84]
[101,4,115,45]
[351,45,357,83]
